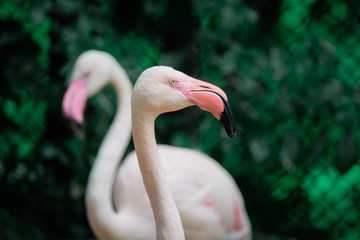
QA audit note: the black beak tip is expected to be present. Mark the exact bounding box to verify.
[69,118,84,139]
[221,117,236,138]
[219,100,236,139]
[229,131,236,138]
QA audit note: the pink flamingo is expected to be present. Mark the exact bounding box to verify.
[62,50,251,240]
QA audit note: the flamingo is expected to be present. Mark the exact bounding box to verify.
[62,50,251,240]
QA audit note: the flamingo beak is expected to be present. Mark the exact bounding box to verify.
[176,78,236,138]
[62,77,87,138]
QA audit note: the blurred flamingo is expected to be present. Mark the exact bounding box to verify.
[62,50,251,240]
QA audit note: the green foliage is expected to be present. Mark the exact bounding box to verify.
[1,0,359,239]
[0,0,51,67]
[302,164,360,234]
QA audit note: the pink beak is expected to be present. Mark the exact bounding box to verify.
[62,77,87,137]
[175,77,236,138]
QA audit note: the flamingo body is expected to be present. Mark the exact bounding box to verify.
[117,144,250,240]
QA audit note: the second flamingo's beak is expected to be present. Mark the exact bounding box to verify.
[176,78,236,138]
[62,77,87,138]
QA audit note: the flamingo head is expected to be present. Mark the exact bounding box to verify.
[61,50,116,137]
[132,66,236,138]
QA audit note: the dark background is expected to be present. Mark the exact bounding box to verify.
[1,0,360,239]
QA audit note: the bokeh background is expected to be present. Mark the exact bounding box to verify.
[1,0,360,239]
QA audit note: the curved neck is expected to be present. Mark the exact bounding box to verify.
[132,112,185,240]
[86,60,132,239]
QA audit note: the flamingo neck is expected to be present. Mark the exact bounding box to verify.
[85,61,132,239]
[132,112,185,240]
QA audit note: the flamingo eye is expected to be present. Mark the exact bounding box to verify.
[83,72,90,78]
[170,80,177,85]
